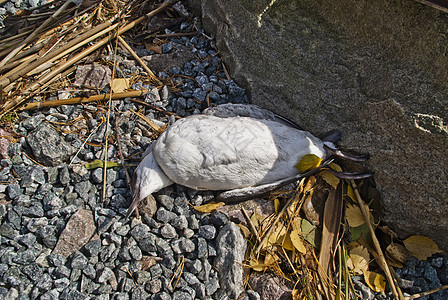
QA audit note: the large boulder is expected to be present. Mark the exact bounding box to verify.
[188,0,448,249]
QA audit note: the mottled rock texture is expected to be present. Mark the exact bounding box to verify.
[188,0,448,249]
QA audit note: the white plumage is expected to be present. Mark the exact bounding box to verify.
[127,104,343,218]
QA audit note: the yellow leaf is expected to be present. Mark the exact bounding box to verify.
[329,163,342,172]
[84,160,126,169]
[349,246,369,274]
[363,270,386,292]
[236,224,251,239]
[274,198,280,214]
[346,185,356,201]
[295,154,322,173]
[249,257,267,272]
[345,203,366,227]
[403,235,443,260]
[290,228,307,254]
[282,232,295,251]
[264,253,278,265]
[193,201,225,213]
[250,212,264,229]
[320,170,340,189]
[111,78,130,93]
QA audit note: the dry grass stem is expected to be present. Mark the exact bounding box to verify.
[117,36,162,86]
[350,179,402,300]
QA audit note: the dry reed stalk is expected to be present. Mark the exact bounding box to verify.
[117,36,162,86]
[0,0,76,67]
[0,22,117,88]
[20,89,149,110]
[0,54,39,75]
[0,0,176,116]
[350,179,401,300]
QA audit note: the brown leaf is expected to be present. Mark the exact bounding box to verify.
[290,228,307,254]
[385,243,410,268]
[236,224,251,239]
[403,235,443,260]
[145,43,162,54]
[193,201,225,213]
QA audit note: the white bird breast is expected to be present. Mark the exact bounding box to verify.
[153,114,326,190]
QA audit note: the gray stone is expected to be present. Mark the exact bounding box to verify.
[158,195,174,210]
[26,123,74,166]
[198,225,216,240]
[160,223,177,239]
[70,251,88,269]
[170,215,188,230]
[156,207,177,223]
[189,0,448,250]
[214,222,247,299]
[12,249,36,265]
[130,223,150,241]
[53,209,96,257]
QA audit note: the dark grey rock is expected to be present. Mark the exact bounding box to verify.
[171,237,195,254]
[130,223,150,241]
[27,123,74,166]
[145,278,162,294]
[198,225,216,240]
[150,264,163,279]
[70,252,88,269]
[13,249,36,265]
[170,215,188,230]
[196,237,208,259]
[157,195,174,211]
[35,273,52,292]
[156,207,177,223]
[40,289,60,300]
[160,223,177,239]
[139,236,157,254]
[53,265,71,279]
[54,278,70,291]
[7,184,22,199]
[59,166,70,185]
[172,290,192,300]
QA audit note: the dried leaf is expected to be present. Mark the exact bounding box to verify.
[145,43,162,54]
[345,203,366,227]
[403,235,443,260]
[346,185,356,201]
[385,243,410,268]
[264,252,278,265]
[301,219,318,248]
[250,212,264,229]
[295,154,322,173]
[349,246,369,274]
[320,171,340,189]
[282,231,295,251]
[290,228,307,254]
[193,201,225,213]
[363,270,386,292]
[236,224,251,239]
[329,163,342,172]
[111,78,130,93]
[249,257,267,272]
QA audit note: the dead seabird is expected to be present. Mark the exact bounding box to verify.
[126,104,371,218]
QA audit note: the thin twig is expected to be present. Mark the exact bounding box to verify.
[350,179,401,300]
[405,284,448,300]
[20,89,149,110]
[117,36,162,86]
[241,208,261,243]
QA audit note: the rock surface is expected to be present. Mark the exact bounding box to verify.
[26,122,74,166]
[188,0,448,250]
[52,209,96,257]
[214,222,247,299]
